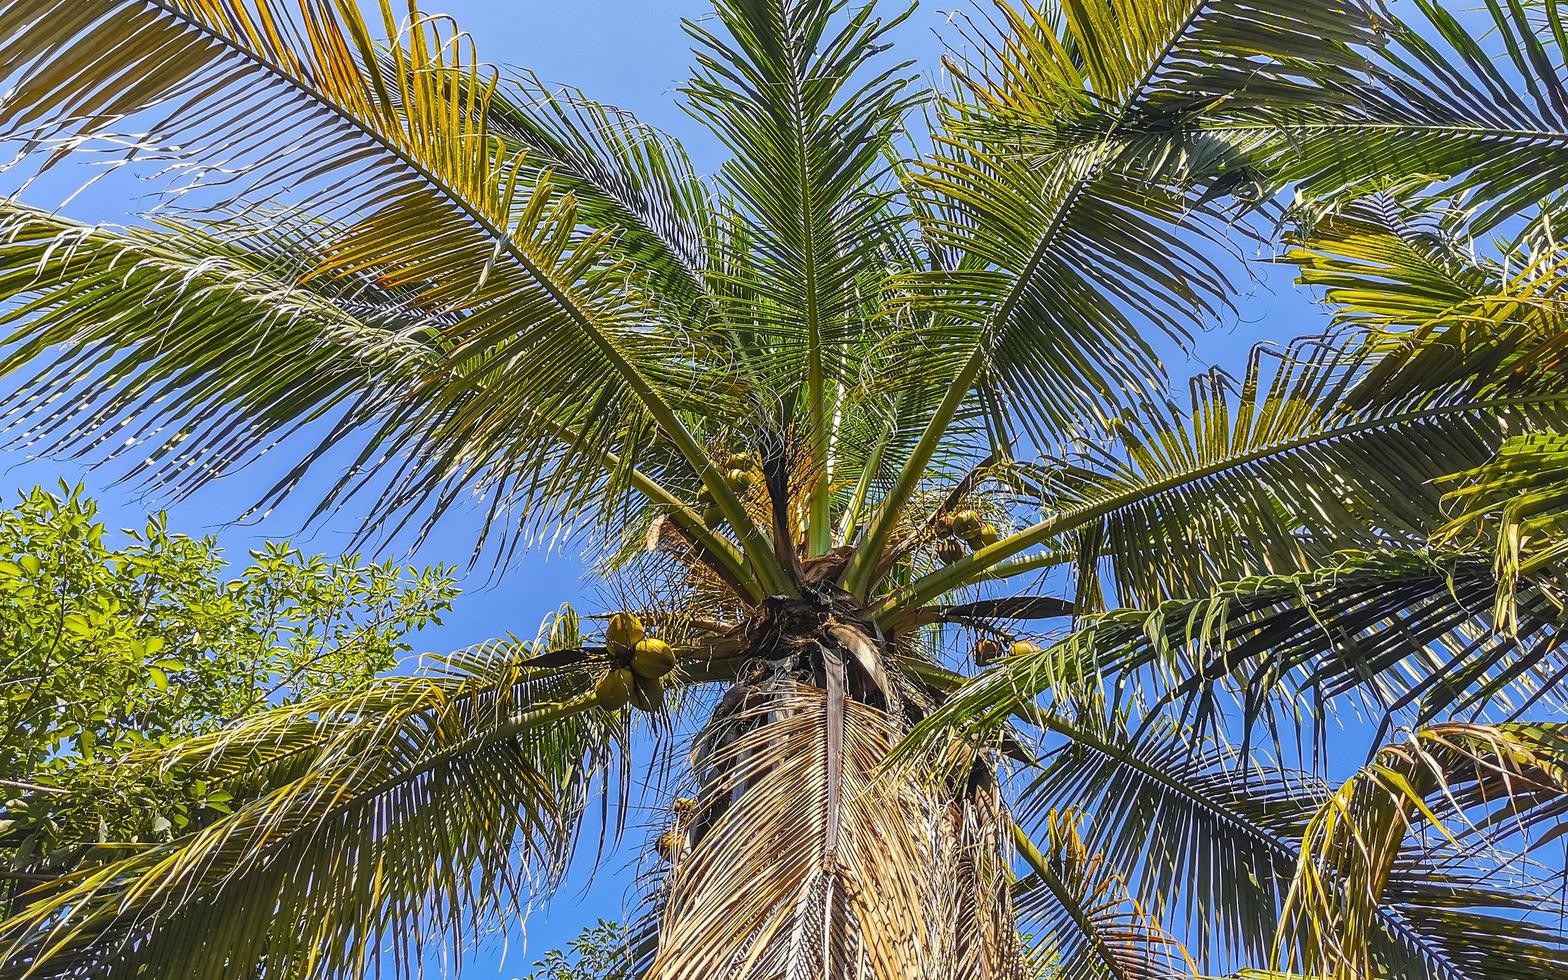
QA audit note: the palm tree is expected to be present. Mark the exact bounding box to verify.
[1,0,1568,976]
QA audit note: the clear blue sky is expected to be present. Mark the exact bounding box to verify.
[0,1,1297,974]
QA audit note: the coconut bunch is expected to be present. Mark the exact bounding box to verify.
[695,449,762,527]
[932,508,999,566]
[971,636,1040,668]
[655,796,699,865]
[595,612,677,712]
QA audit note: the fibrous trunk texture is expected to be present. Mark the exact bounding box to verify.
[646,620,1020,979]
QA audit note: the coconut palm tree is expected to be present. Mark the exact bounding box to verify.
[1,0,1568,976]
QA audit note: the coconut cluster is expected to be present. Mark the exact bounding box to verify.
[656,797,699,863]
[694,449,760,526]
[972,636,1041,667]
[595,612,675,712]
[933,507,999,565]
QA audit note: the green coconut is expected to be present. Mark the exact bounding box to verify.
[951,509,981,539]
[605,612,645,652]
[630,675,666,712]
[631,637,676,678]
[595,668,635,710]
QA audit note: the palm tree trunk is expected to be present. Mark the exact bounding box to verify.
[644,592,1023,978]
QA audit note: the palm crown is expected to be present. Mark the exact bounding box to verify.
[2,0,1568,977]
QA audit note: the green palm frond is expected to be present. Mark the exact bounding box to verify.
[0,0,788,590]
[1008,713,1331,969]
[1439,433,1568,621]
[1286,190,1568,405]
[1278,723,1568,980]
[1011,811,1194,980]
[883,183,1568,612]
[913,551,1568,759]
[884,328,1568,615]
[0,203,435,494]
[1255,0,1568,231]
[0,640,622,980]
[909,0,1381,421]
[848,0,1327,594]
[968,1,1568,235]
[486,70,712,311]
[682,0,921,552]
[1000,711,1561,978]
[0,202,755,588]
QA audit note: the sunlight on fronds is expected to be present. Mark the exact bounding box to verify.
[1277,723,1568,980]
[0,640,622,980]
[1012,810,1195,980]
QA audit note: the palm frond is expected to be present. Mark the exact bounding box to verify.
[885,326,1568,615]
[682,0,921,552]
[0,640,623,980]
[486,70,712,311]
[0,202,434,495]
[1439,433,1568,622]
[1009,713,1328,969]
[913,551,1568,761]
[1011,811,1193,980]
[0,0,787,588]
[0,203,757,587]
[1285,190,1568,407]
[1004,712,1559,978]
[1255,0,1568,231]
[968,0,1568,236]
[904,0,1382,437]
[850,0,1305,594]
[1278,723,1568,980]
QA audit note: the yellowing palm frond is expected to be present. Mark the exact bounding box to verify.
[1278,723,1568,980]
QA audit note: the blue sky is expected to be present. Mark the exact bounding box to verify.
[0,1,1302,974]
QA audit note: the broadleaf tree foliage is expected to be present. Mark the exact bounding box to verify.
[1,0,1568,977]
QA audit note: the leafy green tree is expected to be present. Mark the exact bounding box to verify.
[520,921,630,980]
[0,483,456,862]
[0,1,1567,979]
